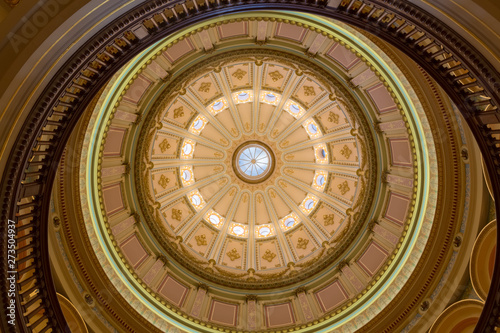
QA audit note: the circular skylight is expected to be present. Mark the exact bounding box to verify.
[265,93,276,102]
[183,143,193,155]
[191,195,201,206]
[182,170,192,181]
[213,101,224,111]
[308,123,318,134]
[285,217,295,227]
[304,199,315,210]
[290,104,300,114]
[238,146,270,177]
[233,141,275,183]
[238,92,249,101]
[316,175,325,186]
[209,214,220,225]
[233,226,244,235]
[193,119,204,130]
[259,226,271,236]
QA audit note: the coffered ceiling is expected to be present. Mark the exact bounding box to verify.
[48,11,488,333]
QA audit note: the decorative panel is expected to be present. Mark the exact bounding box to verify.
[342,265,364,293]
[297,292,314,322]
[389,138,413,167]
[264,302,295,328]
[103,127,127,156]
[163,38,195,63]
[120,234,149,269]
[366,83,398,114]
[208,300,239,327]
[326,43,360,70]
[102,183,125,215]
[315,280,349,312]
[357,241,389,276]
[274,23,307,43]
[142,258,164,285]
[111,215,135,235]
[217,21,248,39]
[122,74,152,105]
[158,275,189,307]
[384,192,410,225]
[190,288,207,318]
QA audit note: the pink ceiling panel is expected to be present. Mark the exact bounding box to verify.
[209,300,239,327]
[385,192,410,225]
[163,38,195,63]
[158,275,190,307]
[315,280,349,312]
[102,183,124,215]
[358,242,389,276]
[217,21,248,39]
[120,234,149,269]
[265,302,295,328]
[389,138,412,167]
[366,83,398,113]
[103,127,126,157]
[326,43,360,70]
[275,23,307,43]
[123,75,152,105]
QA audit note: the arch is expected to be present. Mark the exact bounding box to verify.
[0,1,498,332]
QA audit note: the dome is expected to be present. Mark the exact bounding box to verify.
[127,48,384,289]
[52,12,480,332]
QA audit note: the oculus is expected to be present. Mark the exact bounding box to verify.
[232,141,276,184]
